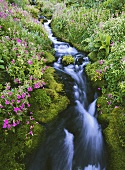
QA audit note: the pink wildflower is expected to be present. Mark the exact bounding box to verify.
[16,38,22,43]
[6,83,10,90]
[16,120,20,124]
[20,103,25,109]
[8,92,13,96]
[42,82,46,86]
[30,76,33,80]
[17,100,20,104]
[5,100,10,105]
[30,116,34,120]
[108,101,111,105]
[34,82,41,89]
[110,42,114,46]
[27,60,33,65]
[3,123,7,128]
[22,93,26,99]
[17,95,21,99]
[29,130,33,136]
[4,119,9,124]
[0,104,3,108]
[12,99,15,103]
[26,121,30,124]
[3,119,9,128]
[12,122,17,127]
[99,60,104,65]
[1,95,4,99]
[7,124,11,129]
[14,107,20,113]
[43,59,47,62]
[28,87,33,92]
[27,103,30,107]
[28,93,31,97]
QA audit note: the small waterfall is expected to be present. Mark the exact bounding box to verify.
[88,99,97,116]
[49,129,74,170]
[28,20,106,170]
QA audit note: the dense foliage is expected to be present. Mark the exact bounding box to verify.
[0,0,69,169]
[51,0,125,169]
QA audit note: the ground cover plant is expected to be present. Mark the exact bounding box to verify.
[0,0,69,169]
[51,0,125,169]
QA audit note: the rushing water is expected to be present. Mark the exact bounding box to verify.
[29,20,106,170]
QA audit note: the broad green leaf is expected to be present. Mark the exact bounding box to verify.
[0,59,4,63]
[106,35,111,46]
[99,45,106,50]
[106,46,109,56]
[0,65,5,69]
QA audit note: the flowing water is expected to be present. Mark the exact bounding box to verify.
[29,20,106,170]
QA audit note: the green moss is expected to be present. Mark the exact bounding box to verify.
[97,97,125,169]
[62,55,75,66]
[43,51,55,64]
[88,51,98,62]
[29,66,69,123]
[104,108,125,170]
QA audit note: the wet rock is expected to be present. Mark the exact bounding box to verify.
[75,53,88,65]
[30,0,36,5]
[38,15,48,22]
[55,68,75,104]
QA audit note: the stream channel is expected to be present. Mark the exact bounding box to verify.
[29,20,107,170]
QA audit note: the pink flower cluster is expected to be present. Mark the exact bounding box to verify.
[3,118,20,129]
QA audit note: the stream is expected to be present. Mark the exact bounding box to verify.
[28,20,106,170]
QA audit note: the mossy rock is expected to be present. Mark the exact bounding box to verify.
[88,51,98,62]
[102,107,125,170]
[29,66,69,123]
[29,88,69,123]
[97,96,110,129]
[43,51,55,64]
[62,55,75,66]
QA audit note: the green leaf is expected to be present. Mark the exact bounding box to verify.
[0,59,4,63]
[0,65,5,69]
[106,35,111,46]
[106,46,109,56]
[94,42,101,48]
[82,38,92,44]
[99,45,106,50]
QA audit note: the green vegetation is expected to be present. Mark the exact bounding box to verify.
[62,55,75,66]
[51,0,125,169]
[0,0,69,169]
[1,0,125,169]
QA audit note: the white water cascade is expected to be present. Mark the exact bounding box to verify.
[29,20,106,170]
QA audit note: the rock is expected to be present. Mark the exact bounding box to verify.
[30,0,36,5]
[38,15,48,22]
[74,53,88,65]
